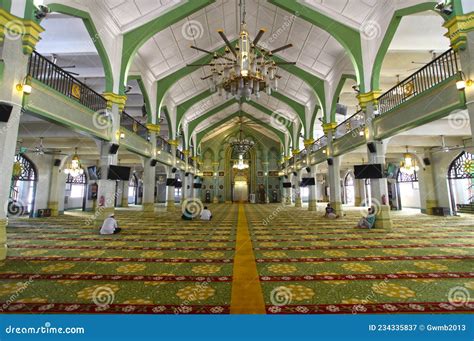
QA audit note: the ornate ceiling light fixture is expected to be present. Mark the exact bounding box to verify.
[400,146,419,174]
[187,0,296,101]
[233,154,249,170]
[229,114,255,156]
[64,148,84,177]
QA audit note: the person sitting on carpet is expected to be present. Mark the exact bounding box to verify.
[355,207,376,229]
[324,203,339,219]
[100,214,122,235]
[200,206,212,221]
[182,208,194,220]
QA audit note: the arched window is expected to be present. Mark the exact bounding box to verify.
[9,154,38,216]
[66,173,87,198]
[397,169,419,183]
[448,152,474,180]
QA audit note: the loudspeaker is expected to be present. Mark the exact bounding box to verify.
[423,157,431,166]
[53,159,61,167]
[284,175,288,179]
[306,167,311,173]
[150,159,158,167]
[0,103,13,122]
[367,142,377,153]
[171,167,177,173]
[194,175,198,180]
[292,171,297,176]
[109,143,119,155]
[327,158,333,166]
[185,172,190,177]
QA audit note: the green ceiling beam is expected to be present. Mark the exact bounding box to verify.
[246,100,295,139]
[331,74,357,122]
[176,88,307,132]
[269,0,365,93]
[46,4,115,92]
[371,2,440,90]
[119,0,215,94]
[310,105,320,139]
[0,0,12,12]
[128,75,152,122]
[197,111,285,147]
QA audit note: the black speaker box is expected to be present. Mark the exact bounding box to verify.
[367,142,377,153]
[53,159,61,167]
[0,103,13,122]
[109,143,120,154]
[327,158,333,166]
[292,171,297,176]
[185,172,190,177]
[423,157,431,166]
[306,167,311,173]
[172,167,177,173]
[150,159,158,167]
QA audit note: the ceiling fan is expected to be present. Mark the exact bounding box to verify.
[32,137,66,156]
[430,135,466,154]
[51,54,80,76]
[185,0,296,100]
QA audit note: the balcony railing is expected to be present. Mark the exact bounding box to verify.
[378,48,459,115]
[297,149,307,162]
[334,110,365,138]
[28,51,106,112]
[176,149,185,161]
[156,136,172,154]
[121,111,149,140]
[310,136,328,153]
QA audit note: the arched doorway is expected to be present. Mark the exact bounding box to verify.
[396,168,420,209]
[9,154,37,217]
[233,174,249,202]
[128,174,139,205]
[65,173,87,211]
[343,172,355,205]
[448,151,474,213]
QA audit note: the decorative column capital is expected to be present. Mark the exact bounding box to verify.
[102,92,127,112]
[284,156,291,161]
[357,90,382,109]
[168,139,179,146]
[182,149,190,156]
[303,138,315,148]
[292,149,300,156]
[322,122,338,134]
[443,13,474,51]
[146,123,160,133]
[0,9,44,54]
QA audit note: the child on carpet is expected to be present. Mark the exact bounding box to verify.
[324,203,339,219]
[200,206,212,221]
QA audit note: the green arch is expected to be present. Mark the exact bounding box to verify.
[46,4,114,92]
[128,75,152,122]
[119,1,214,94]
[370,2,443,90]
[270,0,365,92]
[196,111,285,147]
[330,74,357,122]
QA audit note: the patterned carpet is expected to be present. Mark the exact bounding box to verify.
[0,203,473,314]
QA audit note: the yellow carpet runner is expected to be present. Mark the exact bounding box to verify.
[230,204,266,314]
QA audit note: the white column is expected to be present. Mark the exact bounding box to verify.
[142,158,155,214]
[327,156,343,216]
[308,165,317,211]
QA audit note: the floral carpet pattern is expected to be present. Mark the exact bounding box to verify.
[0,203,473,314]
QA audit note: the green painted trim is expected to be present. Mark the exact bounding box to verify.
[24,0,37,22]
[196,111,285,147]
[310,105,320,138]
[330,74,357,122]
[371,2,440,90]
[271,91,306,129]
[128,75,153,123]
[120,0,214,94]
[269,0,365,92]
[25,80,110,141]
[176,89,213,131]
[46,3,114,92]
[0,0,12,12]
[161,106,172,139]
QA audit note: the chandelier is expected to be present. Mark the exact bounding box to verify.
[233,154,249,170]
[64,148,84,177]
[400,146,419,174]
[229,116,255,155]
[187,0,296,101]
